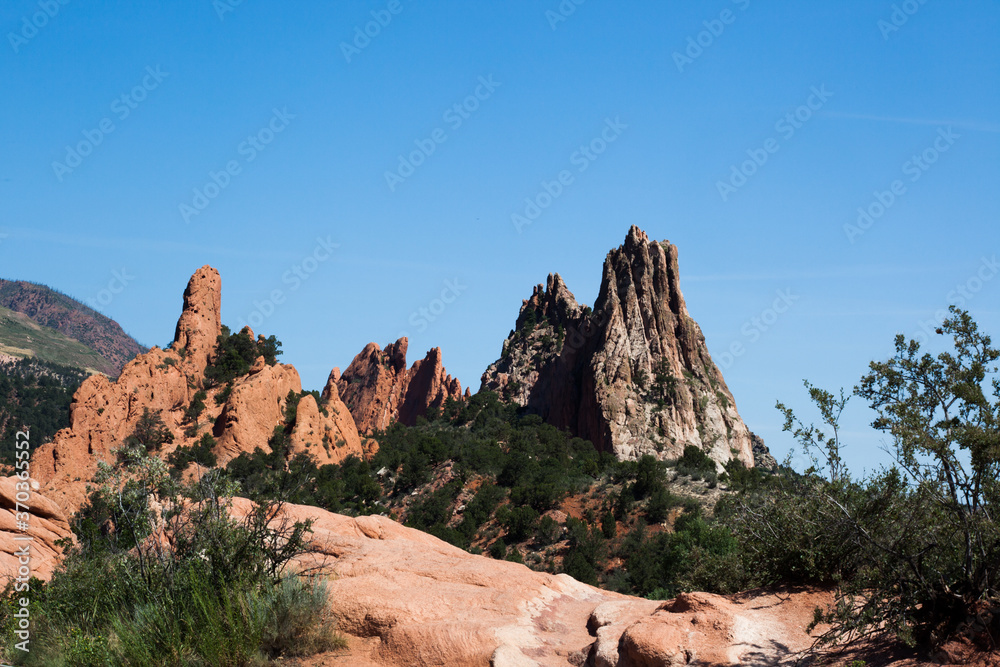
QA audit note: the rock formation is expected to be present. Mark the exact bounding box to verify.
[31,266,369,515]
[482,226,758,468]
[0,476,73,581]
[238,498,834,666]
[337,337,464,434]
[288,372,377,465]
[171,265,223,379]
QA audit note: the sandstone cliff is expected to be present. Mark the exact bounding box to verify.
[482,226,758,468]
[31,266,369,515]
[337,337,464,434]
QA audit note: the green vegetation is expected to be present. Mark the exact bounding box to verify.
[717,307,1000,653]
[167,432,219,477]
[674,444,717,481]
[3,301,993,659]
[0,305,116,375]
[0,443,343,665]
[0,358,85,464]
[0,279,147,374]
[203,325,282,387]
[216,390,720,593]
[124,408,174,453]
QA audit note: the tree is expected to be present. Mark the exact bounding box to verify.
[757,308,1000,652]
[777,381,848,483]
[845,307,1000,646]
[128,407,174,452]
[204,326,283,386]
[651,358,677,406]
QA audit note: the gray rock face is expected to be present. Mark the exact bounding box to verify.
[482,226,757,468]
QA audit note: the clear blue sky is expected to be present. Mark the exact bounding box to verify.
[2,1,998,474]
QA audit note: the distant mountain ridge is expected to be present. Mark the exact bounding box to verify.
[0,279,147,376]
[0,306,118,375]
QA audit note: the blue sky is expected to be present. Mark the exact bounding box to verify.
[2,1,998,474]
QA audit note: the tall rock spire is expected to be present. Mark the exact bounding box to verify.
[171,265,222,378]
[482,226,756,468]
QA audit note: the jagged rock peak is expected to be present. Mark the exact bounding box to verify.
[338,338,464,434]
[515,273,583,332]
[171,265,222,377]
[481,226,760,469]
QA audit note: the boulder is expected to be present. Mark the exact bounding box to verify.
[0,476,73,581]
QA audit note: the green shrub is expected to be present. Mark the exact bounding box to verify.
[535,515,562,546]
[600,510,616,539]
[167,432,219,477]
[724,309,1000,653]
[7,445,338,665]
[645,484,677,523]
[184,390,207,424]
[502,505,539,542]
[675,445,716,478]
[204,325,282,387]
[125,407,174,453]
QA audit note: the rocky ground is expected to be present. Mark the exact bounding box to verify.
[259,499,978,667]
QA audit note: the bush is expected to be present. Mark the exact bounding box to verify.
[204,325,282,387]
[600,510,616,539]
[535,515,562,546]
[725,309,1000,653]
[502,505,539,543]
[167,432,218,477]
[184,389,208,424]
[675,445,716,478]
[5,444,339,664]
[126,407,174,453]
[645,484,677,523]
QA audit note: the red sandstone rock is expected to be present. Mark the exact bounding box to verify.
[214,357,302,463]
[236,500,857,666]
[338,338,464,434]
[171,265,222,380]
[0,476,73,581]
[31,266,371,515]
[32,345,196,513]
[289,391,373,466]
